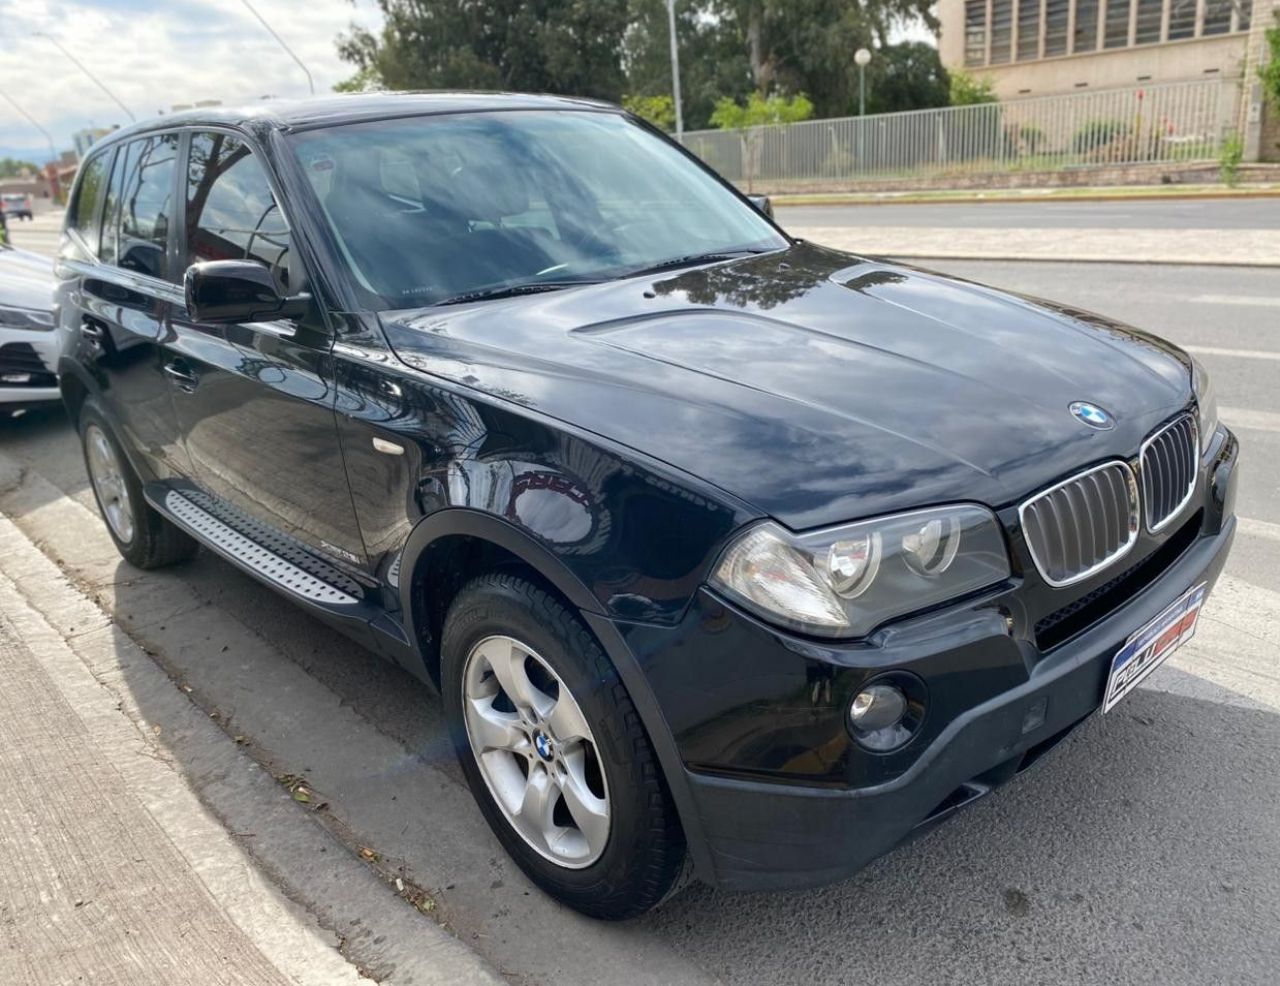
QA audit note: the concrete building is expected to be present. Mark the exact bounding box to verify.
[937,0,1257,96]
[937,0,1278,158]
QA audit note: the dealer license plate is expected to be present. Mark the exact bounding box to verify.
[1102,582,1207,713]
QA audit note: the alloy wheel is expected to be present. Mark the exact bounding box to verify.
[85,424,135,544]
[461,634,611,868]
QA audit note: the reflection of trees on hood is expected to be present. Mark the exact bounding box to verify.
[650,250,834,311]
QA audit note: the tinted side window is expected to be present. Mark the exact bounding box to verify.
[185,132,292,290]
[114,134,179,279]
[98,144,131,266]
[68,153,109,255]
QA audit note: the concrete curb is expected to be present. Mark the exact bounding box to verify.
[0,455,509,986]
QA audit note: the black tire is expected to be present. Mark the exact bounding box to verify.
[441,572,686,920]
[78,401,198,569]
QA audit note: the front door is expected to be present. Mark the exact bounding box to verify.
[166,129,366,570]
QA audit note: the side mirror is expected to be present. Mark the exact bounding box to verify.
[184,260,309,324]
[747,194,774,220]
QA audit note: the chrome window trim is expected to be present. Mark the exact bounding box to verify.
[1141,412,1199,534]
[1018,459,1140,588]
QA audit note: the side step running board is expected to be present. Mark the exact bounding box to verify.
[160,489,362,607]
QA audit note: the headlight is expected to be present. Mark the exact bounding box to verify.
[1192,358,1218,453]
[0,304,55,331]
[711,505,1011,637]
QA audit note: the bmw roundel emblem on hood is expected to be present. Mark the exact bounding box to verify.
[1070,401,1114,430]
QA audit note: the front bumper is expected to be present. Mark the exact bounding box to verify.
[611,429,1240,891]
[0,327,61,407]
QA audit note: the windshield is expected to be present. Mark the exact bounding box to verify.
[289,110,787,310]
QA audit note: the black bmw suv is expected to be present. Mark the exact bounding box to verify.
[57,92,1238,920]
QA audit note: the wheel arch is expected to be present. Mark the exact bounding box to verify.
[399,507,714,882]
[399,508,604,686]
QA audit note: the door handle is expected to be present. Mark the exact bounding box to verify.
[163,360,198,391]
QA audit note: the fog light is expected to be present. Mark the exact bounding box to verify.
[850,683,907,732]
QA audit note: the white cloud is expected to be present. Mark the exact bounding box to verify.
[0,0,384,161]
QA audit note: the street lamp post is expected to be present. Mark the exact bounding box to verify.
[666,0,684,141]
[241,0,316,95]
[854,47,871,117]
[34,32,135,122]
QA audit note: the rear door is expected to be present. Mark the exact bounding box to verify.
[165,128,367,569]
[67,133,191,482]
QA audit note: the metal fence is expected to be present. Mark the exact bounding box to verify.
[681,78,1239,188]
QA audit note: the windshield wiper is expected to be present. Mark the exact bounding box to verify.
[432,279,603,308]
[620,249,770,279]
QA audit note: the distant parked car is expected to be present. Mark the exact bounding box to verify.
[2,192,35,221]
[0,244,59,416]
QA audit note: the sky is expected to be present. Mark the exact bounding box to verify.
[0,0,385,164]
[0,1,937,167]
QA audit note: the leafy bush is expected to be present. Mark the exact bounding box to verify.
[622,94,676,131]
[1219,133,1244,186]
[949,70,997,106]
[710,92,814,130]
[1072,119,1129,155]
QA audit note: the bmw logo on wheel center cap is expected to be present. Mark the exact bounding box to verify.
[534,731,555,761]
[1069,401,1114,430]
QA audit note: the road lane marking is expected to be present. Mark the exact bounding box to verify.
[1220,406,1280,433]
[1189,294,1280,308]
[1185,345,1280,362]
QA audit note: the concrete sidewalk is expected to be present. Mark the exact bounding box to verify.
[0,504,506,986]
[0,542,369,985]
[787,224,1280,266]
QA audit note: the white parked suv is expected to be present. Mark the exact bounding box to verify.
[0,244,58,416]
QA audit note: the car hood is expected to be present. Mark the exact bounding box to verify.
[0,246,56,312]
[380,242,1191,530]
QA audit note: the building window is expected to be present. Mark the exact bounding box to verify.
[965,0,988,65]
[1104,0,1132,47]
[991,0,1014,62]
[1167,0,1196,38]
[1045,0,1070,55]
[1074,0,1099,52]
[1017,0,1042,59]
[1238,0,1252,30]
[1202,0,1232,34]
[1134,0,1163,43]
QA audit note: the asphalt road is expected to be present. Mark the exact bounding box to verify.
[778,196,1280,230]
[2,250,1279,984]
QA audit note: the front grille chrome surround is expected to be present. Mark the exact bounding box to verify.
[1140,414,1199,533]
[1019,461,1140,588]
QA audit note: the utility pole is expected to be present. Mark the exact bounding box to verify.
[240,0,316,95]
[34,32,135,122]
[666,0,684,140]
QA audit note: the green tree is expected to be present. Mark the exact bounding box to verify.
[621,0,752,131]
[948,69,997,106]
[622,94,677,130]
[710,0,938,117]
[336,0,630,101]
[0,158,39,179]
[710,91,813,190]
[865,42,950,115]
[709,90,814,129]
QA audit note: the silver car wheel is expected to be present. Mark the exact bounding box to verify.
[462,634,611,869]
[85,423,135,545]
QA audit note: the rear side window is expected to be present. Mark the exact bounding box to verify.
[68,153,109,255]
[185,131,293,290]
[117,134,178,279]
